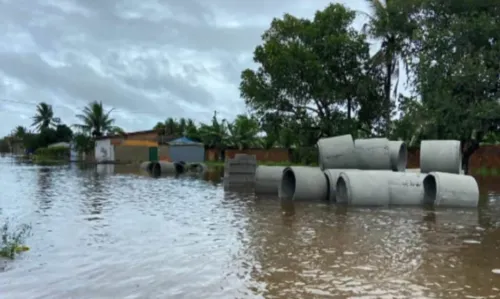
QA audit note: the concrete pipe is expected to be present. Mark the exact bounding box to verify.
[279,166,328,201]
[139,161,154,173]
[354,138,391,170]
[323,169,359,202]
[186,162,207,173]
[386,172,427,205]
[420,140,462,174]
[255,166,286,195]
[423,172,479,208]
[335,170,390,206]
[389,141,407,172]
[317,134,357,170]
[151,161,185,177]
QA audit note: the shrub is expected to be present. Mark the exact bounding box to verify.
[34,146,69,160]
[0,221,31,259]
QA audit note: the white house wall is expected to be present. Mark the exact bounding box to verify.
[95,139,115,162]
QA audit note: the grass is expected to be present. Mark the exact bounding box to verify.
[204,160,317,167]
[474,167,500,176]
[32,155,68,165]
[0,221,31,259]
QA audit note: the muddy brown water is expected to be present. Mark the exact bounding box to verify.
[1,157,500,299]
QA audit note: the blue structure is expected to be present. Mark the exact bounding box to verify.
[168,137,205,163]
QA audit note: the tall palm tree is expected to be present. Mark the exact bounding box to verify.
[73,101,116,137]
[32,102,57,132]
[227,115,260,150]
[360,0,415,136]
[199,111,229,149]
[11,126,27,139]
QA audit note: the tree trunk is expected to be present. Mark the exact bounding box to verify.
[384,57,393,137]
[347,98,352,120]
[461,138,481,175]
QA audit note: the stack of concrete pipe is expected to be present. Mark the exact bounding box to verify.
[254,135,479,208]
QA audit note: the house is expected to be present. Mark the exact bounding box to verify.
[9,138,24,156]
[94,130,177,163]
[168,137,205,163]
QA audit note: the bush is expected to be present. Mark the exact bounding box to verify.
[34,146,70,160]
[290,147,318,165]
[1,221,31,259]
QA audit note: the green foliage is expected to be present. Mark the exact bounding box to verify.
[31,102,57,132]
[73,101,116,137]
[1,221,31,259]
[0,138,10,153]
[55,124,73,142]
[227,115,261,149]
[34,146,70,159]
[73,133,95,154]
[240,3,386,144]
[154,117,201,141]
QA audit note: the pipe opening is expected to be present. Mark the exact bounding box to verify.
[174,162,185,174]
[336,176,349,203]
[147,162,155,174]
[423,174,437,204]
[151,162,160,177]
[398,143,408,171]
[324,173,332,202]
[280,169,296,200]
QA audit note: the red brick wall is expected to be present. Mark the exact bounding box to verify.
[205,145,500,170]
[225,148,290,162]
[407,145,500,170]
[205,148,290,162]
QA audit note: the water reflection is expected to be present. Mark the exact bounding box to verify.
[1,159,500,299]
[36,167,53,212]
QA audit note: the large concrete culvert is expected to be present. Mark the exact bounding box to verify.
[354,138,392,170]
[139,161,154,174]
[317,134,357,170]
[150,161,185,177]
[335,170,391,206]
[334,170,427,206]
[423,172,479,208]
[420,140,462,174]
[255,166,286,195]
[388,141,408,172]
[323,169,358,202]
[278,166,328,201]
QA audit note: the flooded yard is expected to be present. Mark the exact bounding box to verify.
[1,156,500,298]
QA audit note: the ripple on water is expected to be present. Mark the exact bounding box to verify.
[1,157,500,298]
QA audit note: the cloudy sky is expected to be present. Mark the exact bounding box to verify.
[0,0,378,137]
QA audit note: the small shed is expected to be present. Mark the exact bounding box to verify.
[168,137,205,163]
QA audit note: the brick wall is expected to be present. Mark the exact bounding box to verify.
[205,145,500,170]
[219,148,290,162]
[114,145,150,163]
[407,145,500,170]
[159,145,170,161]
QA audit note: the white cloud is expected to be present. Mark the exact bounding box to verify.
[0,0,402,137]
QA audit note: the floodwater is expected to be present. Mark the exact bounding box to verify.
[1,156,500,299]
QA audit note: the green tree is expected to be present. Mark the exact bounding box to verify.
[32,102,58,132]
[227,115,261,149]
[11,126,27,139]
[73,133,95,154]
[185,119,200,141]
[74,101,116,137]
[360,0,417,136]
[55,124,73,142]
[240,3,383,143]
[407,0,500,174]
[198,111,229,154]
[0,138,10,153]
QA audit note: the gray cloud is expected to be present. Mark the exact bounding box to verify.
[0,0,363,136]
